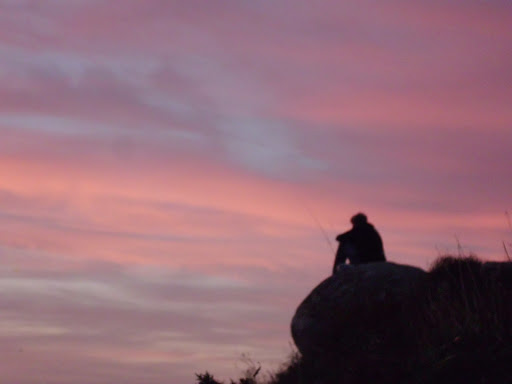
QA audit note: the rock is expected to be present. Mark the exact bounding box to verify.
[291,262,426,360]
[290,257,512,384]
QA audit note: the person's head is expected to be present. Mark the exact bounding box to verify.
[350,213,368,227]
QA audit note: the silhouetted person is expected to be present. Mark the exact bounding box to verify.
[333,213,386,274]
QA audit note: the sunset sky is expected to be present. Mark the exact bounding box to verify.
[1,1,512,383]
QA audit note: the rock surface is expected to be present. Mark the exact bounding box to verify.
[291,262,426,358]
[290,257,512,384]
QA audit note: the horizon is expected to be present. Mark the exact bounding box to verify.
[1,1,512,383]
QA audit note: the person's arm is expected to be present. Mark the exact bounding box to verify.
[333,236,347,274]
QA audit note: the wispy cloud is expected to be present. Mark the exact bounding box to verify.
[1,1,511,383]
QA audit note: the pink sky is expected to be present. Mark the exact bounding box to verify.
[1,1,512,383]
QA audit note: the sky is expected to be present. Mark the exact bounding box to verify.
[1,1,512,383]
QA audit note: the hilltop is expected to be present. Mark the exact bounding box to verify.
[197,256,512,384]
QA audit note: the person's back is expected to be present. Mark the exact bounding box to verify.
[351,221,386,263]
[333,213,386,274]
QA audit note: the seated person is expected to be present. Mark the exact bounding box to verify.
[333,213,386,274]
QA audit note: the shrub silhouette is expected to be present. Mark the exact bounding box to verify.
[195,372,223,384]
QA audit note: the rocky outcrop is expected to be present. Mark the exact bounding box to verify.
[290,257,512,384]
[291,262,426,360]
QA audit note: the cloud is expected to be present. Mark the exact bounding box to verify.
[0,262,299,383]
[1,1,512,383]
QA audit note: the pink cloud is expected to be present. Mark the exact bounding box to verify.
[1,1,512,383]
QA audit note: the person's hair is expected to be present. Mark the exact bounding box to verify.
[350,213,368,226]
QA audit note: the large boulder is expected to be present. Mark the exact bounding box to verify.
[290,257,512,384]
[291,262,426,364]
